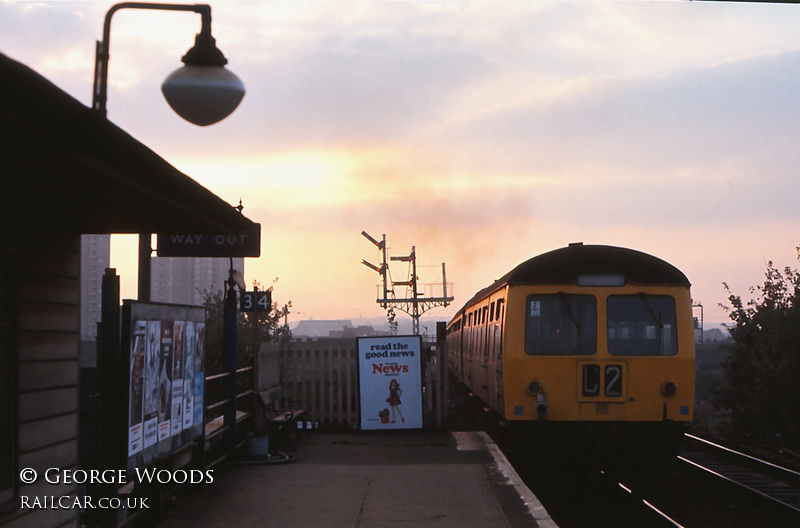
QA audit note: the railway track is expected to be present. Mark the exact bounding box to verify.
[612,479,685,528]
[511,433,800,527]
[606,434,800,528]
[679,433,800,515]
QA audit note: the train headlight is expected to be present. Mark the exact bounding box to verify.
[661,381,677,397]
[527,380,548,417]
[527,380,543,396]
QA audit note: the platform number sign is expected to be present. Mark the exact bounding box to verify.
[240,290,271,312]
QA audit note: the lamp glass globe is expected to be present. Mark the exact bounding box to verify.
[161,65,245,126]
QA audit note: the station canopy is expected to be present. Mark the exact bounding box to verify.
[0,52,257,236]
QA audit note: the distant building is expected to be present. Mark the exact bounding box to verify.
[80,234,110,342]
[79,235,111,368]
[701,327,732,345]
[150,256,243,306]
[292,319,389,338]
[330,325,391,338]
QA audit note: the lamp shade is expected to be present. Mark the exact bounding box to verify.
[161,65,245,126]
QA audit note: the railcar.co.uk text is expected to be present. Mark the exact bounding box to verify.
[18,467,213,510]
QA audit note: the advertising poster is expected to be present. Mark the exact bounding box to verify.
[128,321,146,456]
[170,321,185,437]
[193,323,205,425]
[182,321,195,430]
[158,321,173,442]
[358,336,423,430]
[142,321,161,449]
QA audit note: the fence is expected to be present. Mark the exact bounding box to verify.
[258,336,449,429]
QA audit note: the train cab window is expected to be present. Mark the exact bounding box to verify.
[525,294,596,356]
[607,294,677,356]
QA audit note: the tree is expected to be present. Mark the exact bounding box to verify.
[199,279,292,375]
[716,247,800,447]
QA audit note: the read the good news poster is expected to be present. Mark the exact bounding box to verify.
[358,336,423,430]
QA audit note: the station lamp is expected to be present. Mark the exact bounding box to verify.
[93,2,245,126]
[91,2,246,300]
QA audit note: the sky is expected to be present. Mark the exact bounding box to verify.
[3,0,800,332]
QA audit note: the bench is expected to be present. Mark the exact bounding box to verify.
[258,386,307,460]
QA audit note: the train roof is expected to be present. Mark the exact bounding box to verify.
[454,244,690,317]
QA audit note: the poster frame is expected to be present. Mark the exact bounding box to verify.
[356,335,423,431]
[121,300,206,473]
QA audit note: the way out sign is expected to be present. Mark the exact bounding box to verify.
[157,224,261,258]
[357,336,422,430]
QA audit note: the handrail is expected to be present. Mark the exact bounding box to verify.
[205,371,231,382]
[205,365,252,382]
[206,399,230,412]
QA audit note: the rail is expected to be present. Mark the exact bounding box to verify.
[679,433,800,514]
[614,479,685,528]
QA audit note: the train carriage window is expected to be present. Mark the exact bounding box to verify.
[525,294,596,356]
[607,294,677,356]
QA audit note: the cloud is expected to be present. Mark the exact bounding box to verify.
[0,2,94,56]
[6,1,800,326]
[449,52,797,165]
[421,47,800,229]
[216,31,495,151]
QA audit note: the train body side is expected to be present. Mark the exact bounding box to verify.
[446,286,509,416]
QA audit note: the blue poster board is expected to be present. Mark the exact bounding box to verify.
[358,336,423,430]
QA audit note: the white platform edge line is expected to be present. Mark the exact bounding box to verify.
[477,431,560,528]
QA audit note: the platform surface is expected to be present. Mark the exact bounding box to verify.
[156,431,557,528]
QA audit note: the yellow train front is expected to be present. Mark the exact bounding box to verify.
[446,243,695,476]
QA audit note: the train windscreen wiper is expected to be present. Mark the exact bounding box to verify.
[558,292,580,330]
[639,293,664,329]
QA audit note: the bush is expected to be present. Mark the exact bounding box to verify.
[715,247,800,448]
[200,283,292,375]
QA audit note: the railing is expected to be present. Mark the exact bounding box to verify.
[203,365,255,469]
[117,364,254,528]
[259,337,448,429]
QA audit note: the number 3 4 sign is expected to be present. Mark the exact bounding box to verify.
[240,290,272,312]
